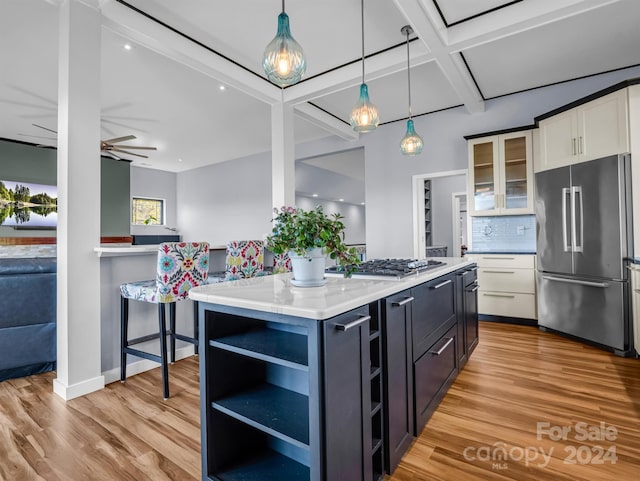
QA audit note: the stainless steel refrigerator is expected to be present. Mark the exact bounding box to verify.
[535,154,632,355]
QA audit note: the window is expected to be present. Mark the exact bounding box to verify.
[132,197,164,225]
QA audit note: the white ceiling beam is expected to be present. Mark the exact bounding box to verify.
[99,0,282,105]
[284,47,434,105]
[447,0,623,51]
[393,0,485,114]
[294,103,359,141]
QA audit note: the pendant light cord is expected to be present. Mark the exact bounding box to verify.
[406,30,412,119]
[361,0,365,83]
[282,0,285,13]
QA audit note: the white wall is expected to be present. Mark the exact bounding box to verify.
[296,195,366,245]
[169,66,640,260]
[130,166,177,236]
[176,150,273,246]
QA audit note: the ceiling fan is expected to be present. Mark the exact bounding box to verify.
[28,123,157,162]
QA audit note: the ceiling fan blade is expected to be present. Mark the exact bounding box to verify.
[32,123,58,134]
[102,135,136,144]
[106,145,157,150]
[103,151,121,160]
[18,133,57,141]
[109,147,149,158]
[102,151,132,163]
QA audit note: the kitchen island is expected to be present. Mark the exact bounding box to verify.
[189,257,477,481]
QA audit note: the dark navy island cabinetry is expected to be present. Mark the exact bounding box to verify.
[456,266,479,368]
[410,272,458,432]
[192,260,477,481]
[199,303,372,481]
[380,289,414,473]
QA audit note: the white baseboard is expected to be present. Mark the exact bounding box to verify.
[53,375,106,401]
[102,344,196,385]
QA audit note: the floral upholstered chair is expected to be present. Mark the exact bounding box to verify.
[272,252,292,274]
[224,240,266,281]
[120,241,209,399]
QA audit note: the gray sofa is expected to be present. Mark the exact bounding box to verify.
[0,258,56,381]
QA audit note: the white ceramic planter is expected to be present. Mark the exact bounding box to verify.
[289,248,326,287]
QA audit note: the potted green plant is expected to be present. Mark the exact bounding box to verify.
[265,205,361,284]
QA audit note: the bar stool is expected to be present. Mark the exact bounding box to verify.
[120,241,209,399]
[272,252,292,273]
[209,240,267,282]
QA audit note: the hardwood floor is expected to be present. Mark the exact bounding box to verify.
[391,322,640,481]
[0,322,638,481]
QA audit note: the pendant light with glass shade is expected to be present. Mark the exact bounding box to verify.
[349,0,379,132]
[263,0,306,87]
[400,25,424,155]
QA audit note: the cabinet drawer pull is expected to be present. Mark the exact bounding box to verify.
[481,256,515,260]
[431,279,452,289]
[335,315,371,332]
[392,296,415,307]
[429,337,454,356]
[467,285,479,292]
[482,293,515,298]
[483,270,515,274]
[459,267,478,276]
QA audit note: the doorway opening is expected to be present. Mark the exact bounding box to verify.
[452,192,469,258]
[412,170,467,259]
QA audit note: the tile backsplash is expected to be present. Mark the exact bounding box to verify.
[471,215,536,252]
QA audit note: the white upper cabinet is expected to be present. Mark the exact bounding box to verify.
[536,89,629,172]
[467,130,534,216]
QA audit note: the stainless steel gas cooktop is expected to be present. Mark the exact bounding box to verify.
[325,258,446,280]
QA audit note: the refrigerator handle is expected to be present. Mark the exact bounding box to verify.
[562,187,571,252]
[571,185,583,253]
[542,275,609,288]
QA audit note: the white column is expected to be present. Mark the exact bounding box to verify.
[271,101,296,208]
[53,0,105,400]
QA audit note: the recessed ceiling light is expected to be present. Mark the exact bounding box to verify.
[219,85,226,91]
[312,193,318,197]
[360,202,365,205]
[178,158,183,163]
[124,44,133,51]
[339,198,344,202]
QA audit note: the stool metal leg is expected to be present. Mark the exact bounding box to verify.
[158,303,170,400]
[120,296,128,383]
[169,302,176,364]
[193,300,199,355]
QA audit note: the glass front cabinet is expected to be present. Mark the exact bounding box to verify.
[466,129,534,216]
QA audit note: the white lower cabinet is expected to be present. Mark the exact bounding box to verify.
[468,254,537,320]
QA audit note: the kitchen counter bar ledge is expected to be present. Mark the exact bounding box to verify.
[94,244,227,257]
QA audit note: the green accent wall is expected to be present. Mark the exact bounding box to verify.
[101,157,130,236]
[0,139,130,237]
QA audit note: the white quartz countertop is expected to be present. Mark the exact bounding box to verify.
[189,257,473,320]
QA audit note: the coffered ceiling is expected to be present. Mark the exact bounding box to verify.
[1,0,639,173]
